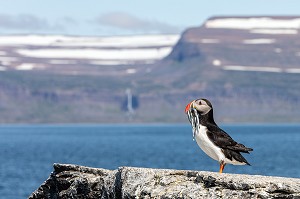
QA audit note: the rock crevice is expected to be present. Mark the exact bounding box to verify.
[29,163,300,199]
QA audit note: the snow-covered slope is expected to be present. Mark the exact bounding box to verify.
[0,34,180,70]
[0,35,179,47]
[205,17,300,31]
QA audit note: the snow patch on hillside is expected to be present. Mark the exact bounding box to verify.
[126,69,136,74]
[250,29,298,34]
[223,65,282,73]
[205,18,300,30]
[223,65,300,73]
[0,35,179,47]
[55,35,180,48]
[89,60,134,65]
[17,47,172,61]
[212,59,221,66]
[49,60,77,65]
[0,35,74,46]
[285,68,300,73]
[243,39,275,44]
[16,63,36,70]
[201,39,220,43]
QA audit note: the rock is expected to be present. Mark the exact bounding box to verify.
[29,164,118,199]
[29,163,300,199]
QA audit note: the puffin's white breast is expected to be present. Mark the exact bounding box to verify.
[195,125,224,162]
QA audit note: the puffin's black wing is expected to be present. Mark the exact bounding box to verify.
[206,128,253,153]
[206,128,253,165]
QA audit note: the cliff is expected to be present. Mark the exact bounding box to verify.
[29,163,300,199]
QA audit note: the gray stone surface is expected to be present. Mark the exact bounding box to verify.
[29,163,300,199]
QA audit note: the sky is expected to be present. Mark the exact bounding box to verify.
[0,0,299,36]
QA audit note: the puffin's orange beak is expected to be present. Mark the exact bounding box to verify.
[185,101,193,113]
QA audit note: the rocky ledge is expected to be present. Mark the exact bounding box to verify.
[29,163,300,199]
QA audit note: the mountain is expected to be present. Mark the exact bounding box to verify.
[169,16,300,68]
[164,16,300,122]
[1,16,300,123]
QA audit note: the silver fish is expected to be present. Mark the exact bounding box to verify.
[187,108,200,141]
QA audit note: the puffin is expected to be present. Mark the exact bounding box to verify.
[185,98,253,173]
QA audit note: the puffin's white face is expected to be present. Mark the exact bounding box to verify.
[185,98,213,140]
[192,99,212,115]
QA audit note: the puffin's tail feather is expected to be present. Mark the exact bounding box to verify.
[223,149,251,165]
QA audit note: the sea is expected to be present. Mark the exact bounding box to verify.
[0,124,300,199]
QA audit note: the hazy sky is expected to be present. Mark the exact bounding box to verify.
[0,0,299,36]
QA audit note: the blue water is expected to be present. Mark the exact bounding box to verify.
[0,124,300,199]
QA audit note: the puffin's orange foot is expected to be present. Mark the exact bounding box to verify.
[219,162,226,173]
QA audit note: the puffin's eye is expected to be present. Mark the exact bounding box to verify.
[198,100,202,105]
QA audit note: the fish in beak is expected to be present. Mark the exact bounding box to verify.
[185,100,199,140]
